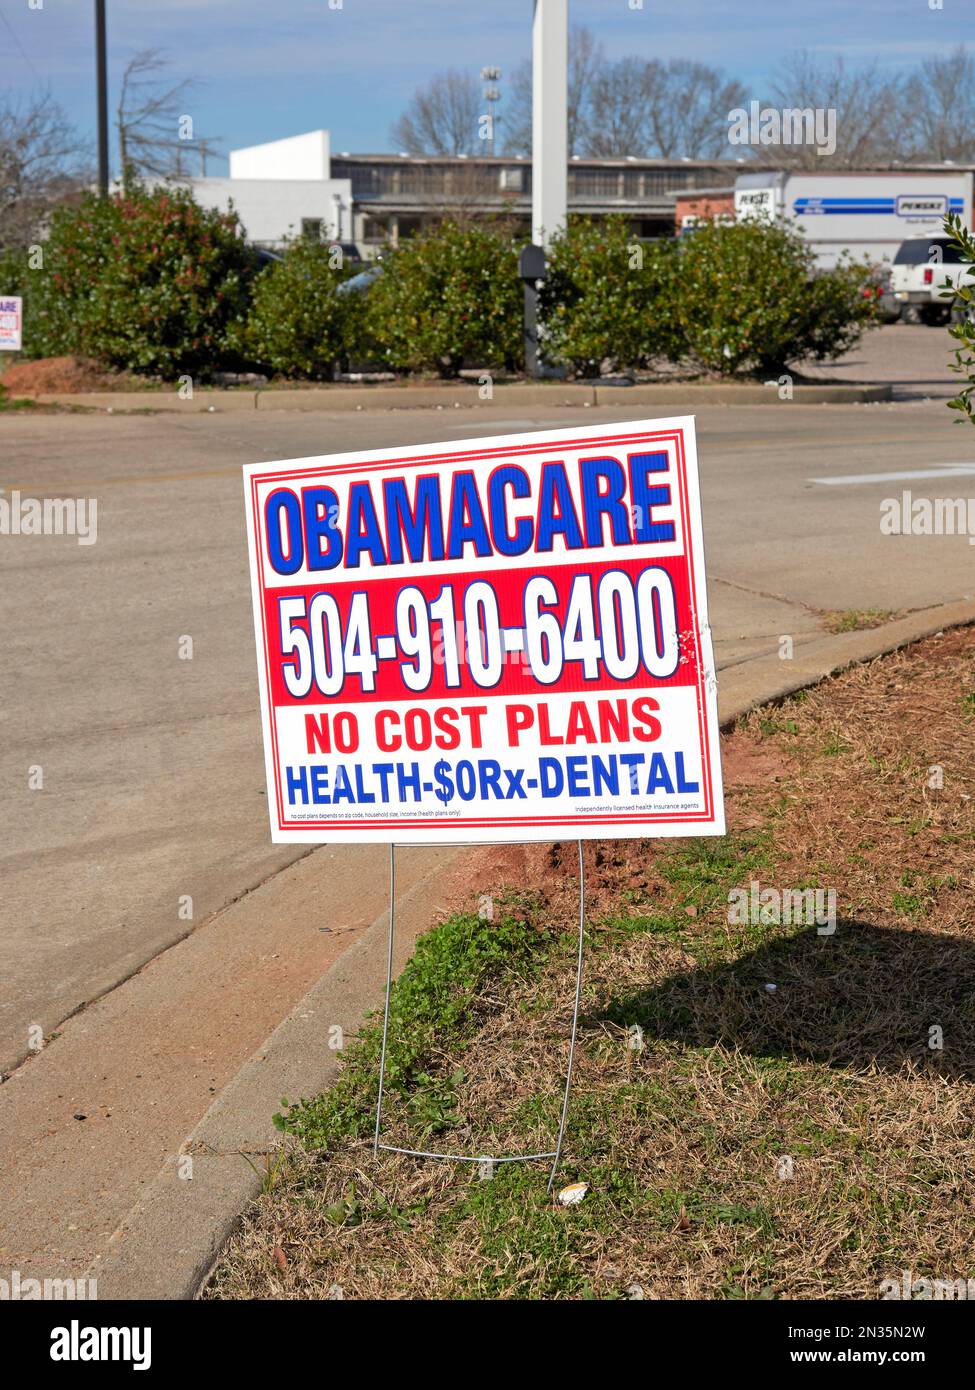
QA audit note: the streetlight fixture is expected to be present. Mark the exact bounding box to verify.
[480,66,501,158]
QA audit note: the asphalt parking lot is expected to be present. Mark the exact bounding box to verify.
[802,320,963,398]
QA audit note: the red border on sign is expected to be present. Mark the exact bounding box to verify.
[249,427,715,834]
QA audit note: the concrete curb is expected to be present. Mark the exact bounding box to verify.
[87,593,975,1301]
[86,854,456,1300]
[28,381,893,413]
[716,597,975,726]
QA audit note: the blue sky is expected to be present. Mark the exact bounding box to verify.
[0,0,967,172]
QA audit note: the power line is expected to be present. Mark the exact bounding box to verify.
[0,4,43,85]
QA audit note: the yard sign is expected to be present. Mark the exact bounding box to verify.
[243,416,724,844]
[0,297,22,351]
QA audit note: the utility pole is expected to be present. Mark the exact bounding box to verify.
[522,0,567,378]
[531,0,567,250]
[95,0,109,196]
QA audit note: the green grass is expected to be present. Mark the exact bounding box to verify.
[823,607,893,634]
[0,388,36,411]
[275,904,561,1150]
[658,831,771,907]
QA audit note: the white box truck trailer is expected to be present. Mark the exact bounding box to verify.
[734,170,972,271]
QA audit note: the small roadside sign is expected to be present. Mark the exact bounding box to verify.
[0,296,22,351]
[243,416,724,844]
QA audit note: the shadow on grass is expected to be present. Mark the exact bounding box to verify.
[594,920,975,1080]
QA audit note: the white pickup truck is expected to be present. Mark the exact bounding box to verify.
[890,235,975,325]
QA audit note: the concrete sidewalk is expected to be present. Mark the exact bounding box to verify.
[85,851,462,1299]
[0,839,458,1287]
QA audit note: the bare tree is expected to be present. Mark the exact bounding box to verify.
[0,91,89,253]
[750,52,904,168]
[582,56,745,160]
[501,62,532,155]
[902,46,975,163]
[585,57,659,157]
[117,49,221,185]
[504,24,605,157]
[391,70,482,156]
[649,60,747,160]
[506,35,742,161]
[390,43,966,172]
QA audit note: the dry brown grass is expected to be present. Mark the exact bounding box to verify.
[205,626,975,1301]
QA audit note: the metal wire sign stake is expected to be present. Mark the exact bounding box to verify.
[242,418,725,1192]
[373,841,587,1190]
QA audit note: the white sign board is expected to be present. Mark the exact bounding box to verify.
[0,297,22,351]
[243,417,724,844]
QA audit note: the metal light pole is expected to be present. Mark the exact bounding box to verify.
[523,0,568,377]
[531,0,567,250]
[95,0,109,196]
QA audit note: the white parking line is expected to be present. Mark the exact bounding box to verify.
[809,465,975,486]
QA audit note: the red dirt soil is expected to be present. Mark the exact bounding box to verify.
[438,723,793,925]
[0,356,135,394]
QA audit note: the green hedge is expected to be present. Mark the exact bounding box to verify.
[233,239,356,379]
[2,198,876,382]
[540,216,684,375]
[6,183,255,377]
[673,217,873,377]
[363,220,524,376]
[541,214,873,378]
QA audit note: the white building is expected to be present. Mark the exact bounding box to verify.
[187,131,353,247]
[180,128,975,260]
[183,127,743,253]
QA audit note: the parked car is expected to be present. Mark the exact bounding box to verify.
[890,235,975,325]
[251,246,283,269]
[861,265,901,323]
[335,262,383,296]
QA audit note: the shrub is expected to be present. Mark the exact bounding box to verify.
[235,239,356,379]
[942,212,975,427]
[364,220,523,376]
[540,216,683,375]
[17,182,255,377]
[673,217,875,377]
[0,246,25,296]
